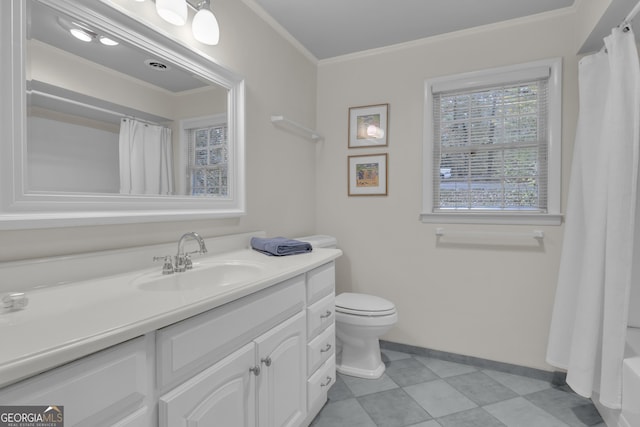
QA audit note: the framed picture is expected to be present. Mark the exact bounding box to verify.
[348,104,389,148]
[348,153,388,196]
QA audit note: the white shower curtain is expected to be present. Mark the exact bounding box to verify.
[119,118,174,195]
[546,26,640,409]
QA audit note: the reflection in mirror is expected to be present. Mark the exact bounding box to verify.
[26,1,229,197]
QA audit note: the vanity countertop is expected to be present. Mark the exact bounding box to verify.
[0,247,342,388]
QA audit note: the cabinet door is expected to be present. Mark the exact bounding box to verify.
[0,336,151,427]
[255,312,306,427]
[159,343,256,427]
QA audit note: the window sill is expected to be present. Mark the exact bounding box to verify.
[419,212,563,226]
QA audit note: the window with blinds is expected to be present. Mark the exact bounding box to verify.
[422,58,562,225]
[186,124,228,196]
[433,79,548,211]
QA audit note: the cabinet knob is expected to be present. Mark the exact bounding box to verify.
[320,310,332,319]
[261,357,272,367]
[320,376,332,387]
[249,366,261,376]
[320,343,332,353]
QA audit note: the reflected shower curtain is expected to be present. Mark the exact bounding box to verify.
[119,118,174,195]
[546,27,640,409]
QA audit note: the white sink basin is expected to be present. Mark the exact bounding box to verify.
[134,261,268,292]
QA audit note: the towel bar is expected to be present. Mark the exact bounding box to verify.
[435,227,544,239]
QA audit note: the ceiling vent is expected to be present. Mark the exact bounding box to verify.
[144,59,169,71]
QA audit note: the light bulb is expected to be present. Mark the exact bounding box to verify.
[192,8,220,45]
[99,36,119,46]
[70,28,92,42]
[156,0,188,26]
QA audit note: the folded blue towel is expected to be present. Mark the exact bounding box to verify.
[251,237,313,256]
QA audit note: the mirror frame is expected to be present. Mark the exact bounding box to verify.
[0,0,246,230]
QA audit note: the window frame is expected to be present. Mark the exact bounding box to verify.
[179,114,229,197]
[421,58,563,225]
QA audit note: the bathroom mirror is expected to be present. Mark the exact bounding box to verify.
[0,0,246,229]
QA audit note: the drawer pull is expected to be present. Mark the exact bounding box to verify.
[320,376,332,387]
[320,310,332,319]
[261,357,272,367]
[320,343,332,353]
[249,366,261,376]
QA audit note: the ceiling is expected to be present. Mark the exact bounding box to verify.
[251,0,576,60]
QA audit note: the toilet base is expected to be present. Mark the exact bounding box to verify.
[335,337,386,379]
[337,361,385,379]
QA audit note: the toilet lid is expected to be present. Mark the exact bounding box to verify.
[335,292,396,316]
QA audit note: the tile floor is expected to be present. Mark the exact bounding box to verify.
[310,348,605,427]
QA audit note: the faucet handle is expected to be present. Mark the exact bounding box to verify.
[2,292,28,310]
[153,255,174,275]
[184,253,193,270]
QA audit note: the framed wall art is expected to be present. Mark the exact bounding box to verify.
[348,153,388,196]
[348,103,389,148]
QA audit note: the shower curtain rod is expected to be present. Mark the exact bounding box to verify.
[27,89,163,127]
[622,0,640,30]
[599,1,640,53]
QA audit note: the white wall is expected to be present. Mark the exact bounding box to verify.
[0,0,318,261]
[316,9,581,371]
[27,116,119,193]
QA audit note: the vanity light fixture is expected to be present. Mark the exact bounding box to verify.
[155,0,188,26]
[59,17,119,47]
[99,36,119,46]
[149,0,220,45]
[192,0,220,45]
[69,27,93,42]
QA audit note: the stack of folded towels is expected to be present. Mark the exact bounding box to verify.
[250,236,313,256]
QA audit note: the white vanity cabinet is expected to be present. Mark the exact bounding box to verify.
[159,312,306,427]
[0,336,154,427]
[0,258,338,427]
[157,275,308,427]
[159,262,337,427]
[304,262,336,424]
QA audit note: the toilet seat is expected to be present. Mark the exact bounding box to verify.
[335,292,396,317]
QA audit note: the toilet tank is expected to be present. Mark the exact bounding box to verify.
[296,235,337,249]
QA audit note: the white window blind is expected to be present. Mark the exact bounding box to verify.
[432,77,549,213]
[186,124,229,196]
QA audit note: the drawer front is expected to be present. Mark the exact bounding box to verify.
[307,355,336,412]
[307,292,335,340]
[307,324,335,376]
[307,262,335,305]
[0,336,150,427]
[157,275,305,390]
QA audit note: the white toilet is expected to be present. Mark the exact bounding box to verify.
[298,235,398,379]
[334,292,397,378]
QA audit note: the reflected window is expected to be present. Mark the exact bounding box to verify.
[184,115,228,196]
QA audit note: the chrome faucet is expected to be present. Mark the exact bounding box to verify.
[175,232,208,272]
